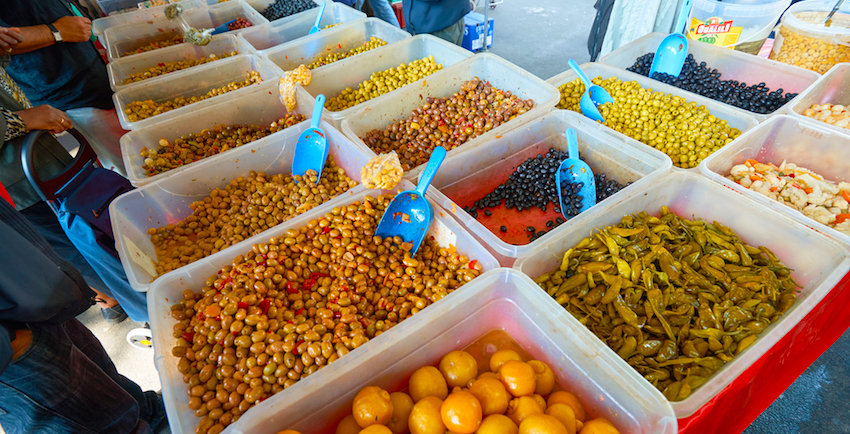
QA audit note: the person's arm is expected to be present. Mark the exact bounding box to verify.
[0,27,24,53]
[0,108,27,142]
[8,17,93,55]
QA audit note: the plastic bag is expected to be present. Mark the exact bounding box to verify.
[185,27,212,46]
[361,151,403,190]
[164,3,184,19]
[279,65,311,113]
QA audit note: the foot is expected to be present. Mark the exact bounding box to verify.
[101,305,128,324]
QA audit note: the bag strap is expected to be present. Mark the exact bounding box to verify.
[21,129,100,203]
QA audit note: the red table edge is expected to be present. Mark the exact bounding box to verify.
[677,270,850,433]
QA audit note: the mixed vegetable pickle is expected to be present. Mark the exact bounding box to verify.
[122,34,184,57]
[534,207,800,401]
[122,51,239,85]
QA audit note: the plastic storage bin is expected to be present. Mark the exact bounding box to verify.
[113,54,279,130]
[93,0,204,35]
[103,16,185,61]
[181,0,269,37]
[212,269,679,434]
[426,110,672,267]
[231,0,328,25]
[340,52,560,178]
[107,34,254,91]
[599,32,820,122]
[700,115,850,247]
[112,117,374,292]
[120,80,299,186]
[546,62,759,170]
[770,0,850,74]
[296,34,473,129]
[260,18,410,71]
[514,171,850,418]
[145,184,501,434]
[238,4,366,52]
[788,63,850,135]
[686,0,790,54]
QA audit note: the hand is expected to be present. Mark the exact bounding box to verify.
[52,16,92,43]
[0,27,23,53]
[15,105,73,134]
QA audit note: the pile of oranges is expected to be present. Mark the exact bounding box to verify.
[276,349,620,434]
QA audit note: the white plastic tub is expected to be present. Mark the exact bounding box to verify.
[146,184,501,434]
[296,34,473,129]
[93,0,204,35]
[237,2,365,52]
[599,32,821,122]
[233,0,328,27]
[700,115,850,247]
[103,16,185,61]
[181,0,269,37]
[107,34,254,91]
[111,118,373,292]
[120,80,301,186]
[260,18,410,72]
[112,54,280,130]
[340,52,561,181]
[426,110,672,267]
[787,63,850,135]
[546,62,760,170]
[212,268,679,434]
[514,171,850,418]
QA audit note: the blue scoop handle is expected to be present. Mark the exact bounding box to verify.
[568,59,592,88]
[310,2,326,34]
[311,94,325,128]
[566,128,579,160]
[415,146,447,197]
[674,0,693,34]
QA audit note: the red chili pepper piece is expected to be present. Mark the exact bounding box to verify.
[181,332,195,342]
[258,299,271,315]
[334,311,341,318]
[322,226,332,234]
[215,315,221,321]
[232,331,239,336]
[468,260,477,269]
[310,272,329,279]
[286,281,299,294]
[295,308,305,316]
[238,302,250,309]
[303,279,316,290]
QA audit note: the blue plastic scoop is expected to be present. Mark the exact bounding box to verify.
[375,146,447,256]
[292,94,329,179]
[568,59,613,123]
[211,19,237,35]
[649,0,693,78]
[555,128,596,217]
[309,2,327,35]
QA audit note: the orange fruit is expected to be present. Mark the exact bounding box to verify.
[353,386,394,428]
[518,414,568,434]
[579,418,619,434]
[276,431,302,434]
[410,366,449,402]
[441,390,483,434]
[489,349,522,373]
[499,361,537,397]
[337,415,362,434]
[575,420,583,432]
[469,377,510,416]
[505,396,543,426]
[546,392,586,423]
[527,361,555,397]
[546,404,577,434]
[440,351,479,389]
[530,394,547,412]
[360,426,393,434]
[476,414,519,434]
[409,396,446,434]
[387,392,415,434]
[478,372,500,381]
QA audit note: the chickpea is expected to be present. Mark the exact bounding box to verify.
[306,37,388,70]
[326,56,444,112]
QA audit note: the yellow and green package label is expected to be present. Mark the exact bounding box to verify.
[687,16,743,46]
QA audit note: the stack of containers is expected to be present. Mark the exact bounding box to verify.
[238,2,366,52]
[769,0,850,74]
[599,32,821,122]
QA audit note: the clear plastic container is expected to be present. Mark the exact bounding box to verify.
[209,268,680,434]
[514,171,850,418]
[546,62,760,170]
[120,80,300,186]
[770,0,850,74]
[111,117,374,292]
[221,0,327,27]
[93,0,204,35]
[426,110,672,267]
[145,183,501,434]
[599,32,821,121]
[340,52,560,180]
[238,3,366,52]
[700,115,850,247]
[296,34,473,129]
[181,0,269,36]
[788,63,850,134]
[112,54,280,130]
[107,34,254,91]
[687,0,791,54]
[102,15,186,61]
[260,18,410,71]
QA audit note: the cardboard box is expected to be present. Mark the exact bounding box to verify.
[462,11,493,52]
